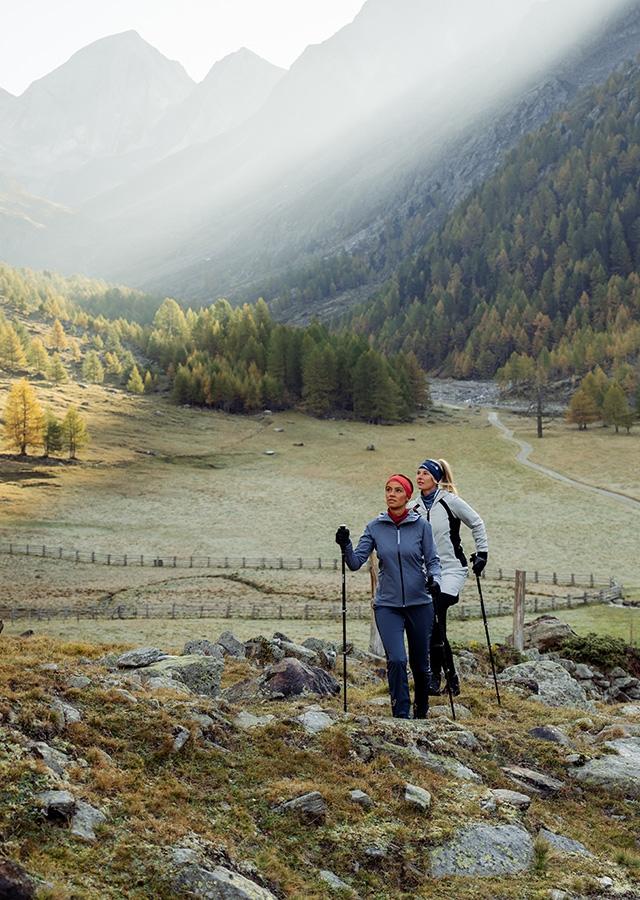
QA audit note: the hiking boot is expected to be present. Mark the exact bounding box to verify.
[412,701,429,719]
[445,672,460,696]
[427,674,442,696]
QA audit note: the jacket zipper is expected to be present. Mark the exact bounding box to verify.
[396,527,406,606]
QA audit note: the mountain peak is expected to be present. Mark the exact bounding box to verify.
[202,47,285,82]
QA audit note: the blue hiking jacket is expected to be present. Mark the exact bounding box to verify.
[344,509,441,608]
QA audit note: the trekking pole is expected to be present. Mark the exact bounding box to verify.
[472,558,501,706]
[340,537,348,713]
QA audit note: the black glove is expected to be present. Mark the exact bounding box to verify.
[335,525,350,549]
[427,575,441,599]
[470,551,488,576]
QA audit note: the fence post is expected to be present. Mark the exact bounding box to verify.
[534,570,538,583]
[171,603,176,619]
[553,572,558,584]
[189,556,193,568]
[200,605,204,618]
[173,556,177,568]
[498,567,502,580]
[207,557,210,568]
[567,593,572,609]
[9,543,12,555]
[107,554,111,566]
[513,569,526,651]
[124,554,127,567]
[42,544,45,557]
[75,550,80,563]
[279,557,283,569]
[590,573,594,587]
[91,551,95,563]
[58,547,62,559]
[26,544,30,556]
[146,604,150,618]
[299,558,303,569]
[318,557,322,569]
[140,555,144,566]
[225,557,229,568]
[570,573,575,586]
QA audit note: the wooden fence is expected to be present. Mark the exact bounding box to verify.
[0,585,622,626]
[0,541,617,588]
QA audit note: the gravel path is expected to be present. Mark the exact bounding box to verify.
[488,411,640,511]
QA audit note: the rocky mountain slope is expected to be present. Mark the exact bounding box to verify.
[0,0,634,306]
[1,617,640,898]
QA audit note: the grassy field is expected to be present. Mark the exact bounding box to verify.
[1,379,639,587]
[2,602,639,651]
[503,410,640,501]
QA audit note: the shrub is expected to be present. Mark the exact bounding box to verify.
[559,632,640,675]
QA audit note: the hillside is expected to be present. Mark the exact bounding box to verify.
[0,0,633,300]
[339,60,640,382]
[1,627,640,898]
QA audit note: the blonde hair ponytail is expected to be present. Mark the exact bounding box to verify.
[438,458,458,494]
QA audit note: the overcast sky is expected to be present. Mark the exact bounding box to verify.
[0,0,366,95]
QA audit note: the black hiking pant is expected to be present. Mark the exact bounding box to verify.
[430,591,458,680]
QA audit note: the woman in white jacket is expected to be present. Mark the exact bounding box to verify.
[412,458,488,696]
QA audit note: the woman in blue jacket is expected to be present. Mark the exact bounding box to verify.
[335,474,441,719]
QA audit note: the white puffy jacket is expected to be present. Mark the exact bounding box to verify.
[410,489,488,597]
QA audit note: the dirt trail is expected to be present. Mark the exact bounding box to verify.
[488,411,640,511]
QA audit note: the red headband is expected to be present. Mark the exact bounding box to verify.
[386,474,413,499]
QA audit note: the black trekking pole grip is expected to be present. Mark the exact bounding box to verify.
[475,572,501,707]
[340,542,348,713]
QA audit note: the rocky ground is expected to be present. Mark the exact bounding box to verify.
[1,617,640,898]
[429,378,568,414]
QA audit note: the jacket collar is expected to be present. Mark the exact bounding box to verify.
[377,509,422,524]
[412,488,445,510]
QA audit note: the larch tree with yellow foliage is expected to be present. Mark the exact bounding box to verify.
[3,378,44,455]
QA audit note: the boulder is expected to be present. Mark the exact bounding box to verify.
[244,636,284,665]
[173,864,277,899]
[262,658,340,699]
[412,748,482,783]
[538,828,593,857]
[349,789,373,809]
[182,640,224,660]
[0,858,36,899]
[217,631,246,659]
[116,647,166,668]
[571,737,640,797]
[29,741,70,776]
[498,660,595,711]
[490,789,532,810]
[297,707,334,735]
[50,699,82,727]
[234,711,275,730]
[430,823,534,877]
[276,791,327,824]
[142,656,224,698]
[35,790,76,819]
[528,725,571,746]
[404,783,431,811]
[145,676,193,695]
[276,640,317,664]
[501,765,564,796]
[172,727,191,752]
[67,675,91,689]
[302,638,337,670]
[71,801,107,842]
[509,615,575,651]
[319,870,353,894]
